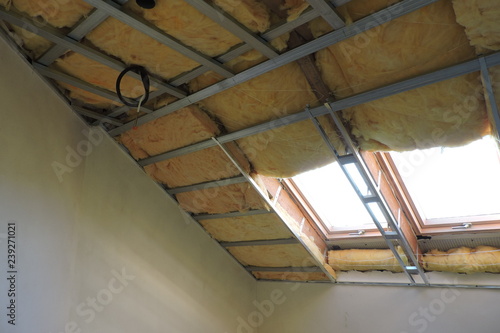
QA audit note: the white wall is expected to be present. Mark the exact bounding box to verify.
[0,36,257,333]
[256,281,500,333]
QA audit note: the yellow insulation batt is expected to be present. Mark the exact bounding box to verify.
[423,246,500,274]
[191,61,344,178]
[228,244,316,267]
[1,0,93,28]
[126,0,270,54]
[313,0,490,151]
[7,25,53,58]
[452,0,500,141]
[120,105,220,156]
[176,183,267,214]
[84,0,274,81]
[314,0,475,98]
[199,213,293,242]
[85,17,201,81]
[143,144,250,188]
[343,74,489,151]
[119,105,253,188]
[252,271,330,281]
[52,52,151,100]
[452,0,500,54]
[328,248,408,272]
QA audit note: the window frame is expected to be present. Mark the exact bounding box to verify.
[377,152,500,235]
[283,149,500,240]
[282,178,386,239]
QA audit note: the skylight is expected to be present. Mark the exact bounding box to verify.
[292,162,385,230]
[391,135,500,221]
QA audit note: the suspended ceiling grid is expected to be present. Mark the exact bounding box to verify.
[1,0,500,287]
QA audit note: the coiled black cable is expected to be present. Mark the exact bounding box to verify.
[116,65,150,107]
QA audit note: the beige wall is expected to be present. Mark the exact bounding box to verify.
[256,281,500,333]
[0,36,257,333]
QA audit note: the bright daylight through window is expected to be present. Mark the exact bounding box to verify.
[290,135,500,236]
[292,161,387,232]
[391,135,500,224]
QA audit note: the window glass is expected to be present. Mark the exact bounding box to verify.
[292,162,382,230]
[391,135,500,220]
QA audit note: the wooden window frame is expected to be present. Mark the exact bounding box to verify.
[283,150,500,242]
[377,152,500,235]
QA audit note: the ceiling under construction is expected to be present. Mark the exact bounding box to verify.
[1,0,499,287]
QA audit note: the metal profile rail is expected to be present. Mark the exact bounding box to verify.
[73,106,124,126]
[83,0,234,78]
[108,0,439,135]
[308,104,428,285]
[220,238,299,247]
[34,63,121,102]
[245,266,323,272]
[212,138,337,282]
[166,175,247,194]
[192,209,271,221]
[306,0,345,29]
[479,58,500,140]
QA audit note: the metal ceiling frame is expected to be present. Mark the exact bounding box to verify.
[308,104,428,285]
[220,238,299,247]
[108,0,439,135]
[306,0,345,29]
[166,175,247,194]
[83,0,235,78]
[246,266,323,272]
[37,8,109,66]
[213,137,338,282]
[0,3,326,118]
[136,52,500,167]
[0,6,187,100]
[192,209,271,220]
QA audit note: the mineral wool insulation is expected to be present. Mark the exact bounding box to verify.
[2,0,499,278]
[328,246,500,274]
[2,0,495,180]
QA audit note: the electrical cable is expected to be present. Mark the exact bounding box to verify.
[116,65,150,107]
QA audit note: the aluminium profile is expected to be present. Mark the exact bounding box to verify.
[245,266,323,272]
[305,0,345,29]
[166,176,247,194]
[193,209,271,220]
[220,238,299,247]
[479,57,500,140]
[307,105,429,284]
